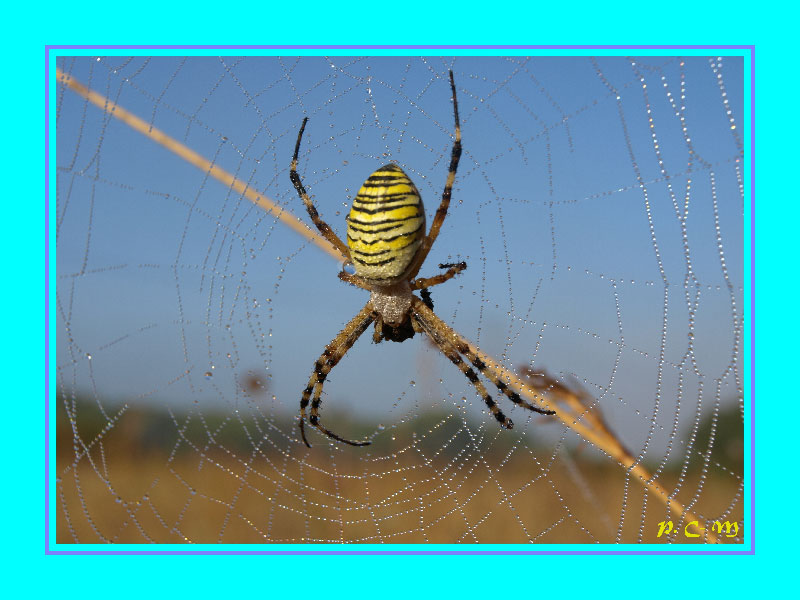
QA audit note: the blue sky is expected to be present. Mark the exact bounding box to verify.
[55,55,744,455]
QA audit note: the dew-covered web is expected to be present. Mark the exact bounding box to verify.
[54,55,746,545]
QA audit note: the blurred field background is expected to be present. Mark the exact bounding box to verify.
[56,389,743,544]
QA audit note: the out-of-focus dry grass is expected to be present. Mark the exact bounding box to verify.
[56,396,744,545]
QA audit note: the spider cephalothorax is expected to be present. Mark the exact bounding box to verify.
[369,279,439,343]
[289,70,555,447]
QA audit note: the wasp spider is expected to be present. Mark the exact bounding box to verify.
[290,70,555,447]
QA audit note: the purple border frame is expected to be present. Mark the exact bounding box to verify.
[45,44,755,556]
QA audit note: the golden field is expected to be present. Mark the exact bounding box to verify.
[55,398,744,545]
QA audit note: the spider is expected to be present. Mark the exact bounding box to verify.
[290,70,555,447]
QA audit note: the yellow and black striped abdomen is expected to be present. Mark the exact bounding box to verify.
[346,164,426,281]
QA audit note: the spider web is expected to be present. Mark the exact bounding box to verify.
[53,54,746,545]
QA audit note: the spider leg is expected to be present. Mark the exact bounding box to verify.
[457,343,556,416]
[411,304,513,430]
[308,383,373,447]
[414,262,468,312]
[290,117,352,260]
[411,314,424,334]
[412,297,556,418]
[412,261,467,289]
[338,270,373,291]
[299,303,375,447]
[407,70,462,279]
[419,288,434,310]
[372,314,384,344]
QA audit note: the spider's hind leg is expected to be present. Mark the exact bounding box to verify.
[289,117,351,260]
[406,71,462,277]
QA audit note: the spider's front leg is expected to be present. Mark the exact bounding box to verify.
[299,303,375,447]
[412,297,556,419]
[410,301,513,430]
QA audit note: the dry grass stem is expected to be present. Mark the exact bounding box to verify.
[515,366,720,544]
[55,68,341,261]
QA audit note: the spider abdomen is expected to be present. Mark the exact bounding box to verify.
[346,164,425,281]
